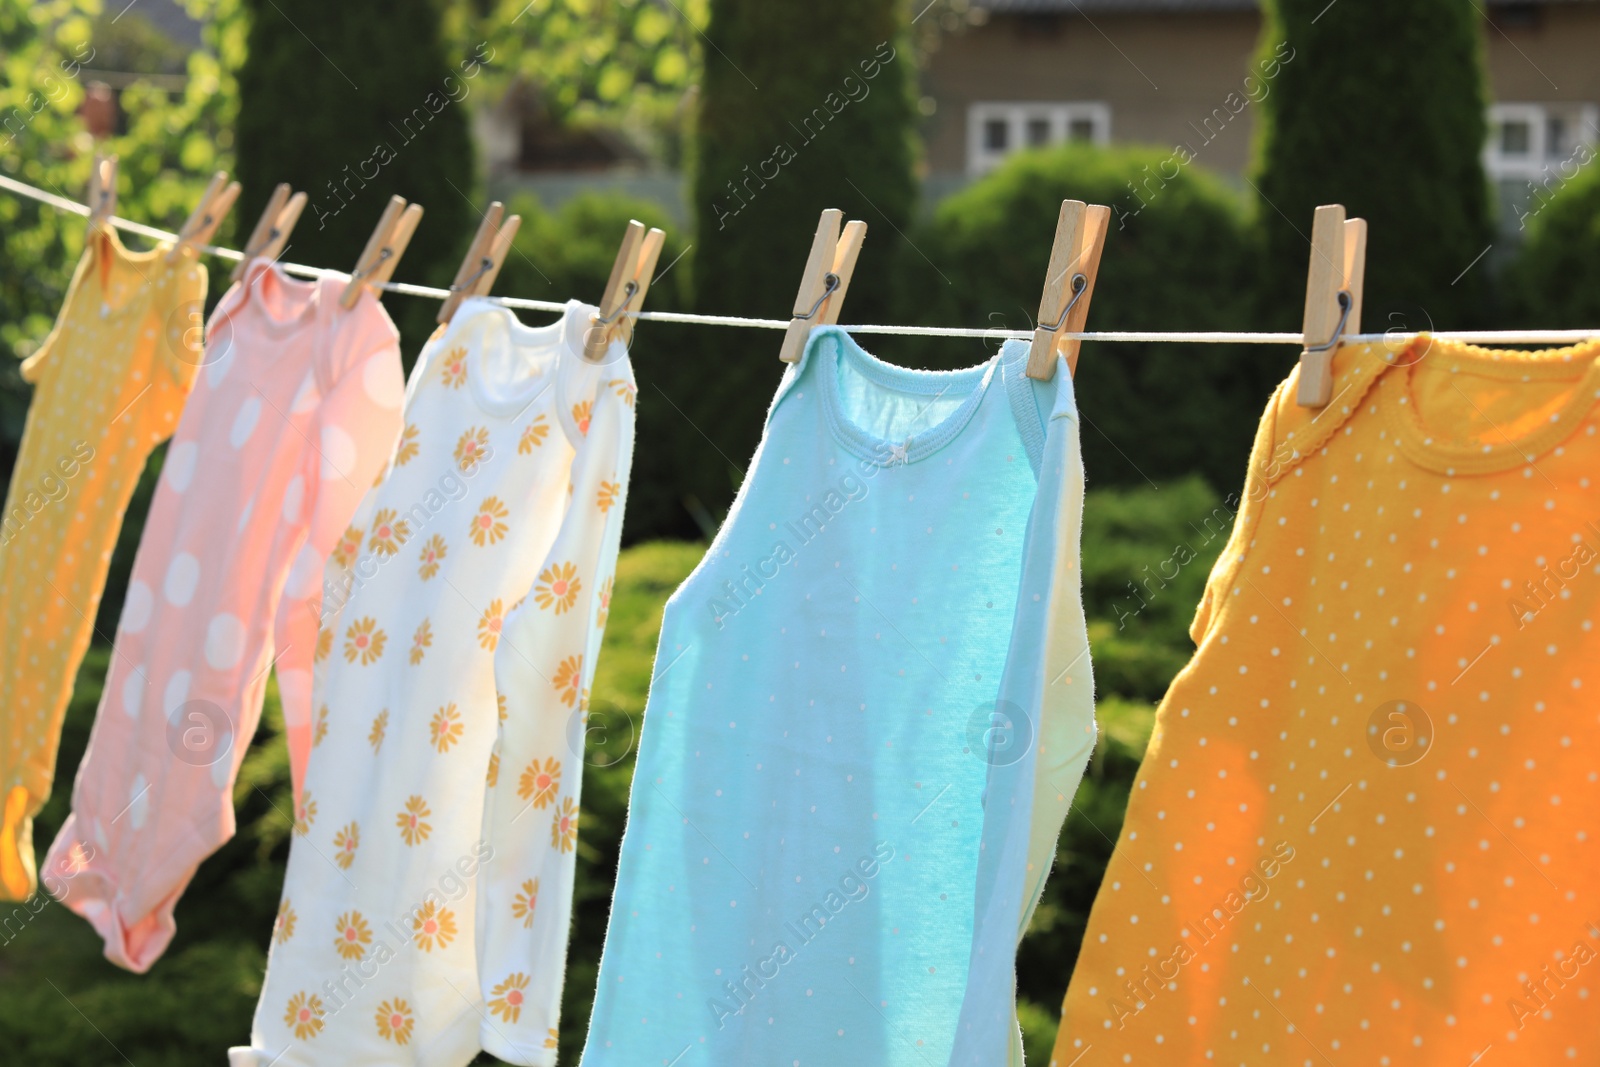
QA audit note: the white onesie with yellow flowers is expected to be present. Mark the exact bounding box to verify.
[230,298,635,1067]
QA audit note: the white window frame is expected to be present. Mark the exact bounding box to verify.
[967,101,1112,176]
[1485,101,1599,182]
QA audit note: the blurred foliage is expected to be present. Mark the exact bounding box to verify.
[666,0,917,538]
[1252,0,1495,330]
[0,0,241,471]
[1,0,241,633]
[475,0,708,167]
[235,0,478,369]
[1504,161,1600,327]
[0,480,1231,1064]
[899,144,1274,493]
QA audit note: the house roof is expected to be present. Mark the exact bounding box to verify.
[974,0,1590,11]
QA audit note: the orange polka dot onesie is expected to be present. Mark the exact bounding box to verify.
[0,229,203,902]
[1054,338,1600,1065]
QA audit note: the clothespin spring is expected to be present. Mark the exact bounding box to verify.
[449,256,496,294]
[794,273,841,322]
[594,280,641,328]
[1302,290,1353,356]
[1042,273,1089,333]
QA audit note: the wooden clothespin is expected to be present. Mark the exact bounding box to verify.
[340,195,424,310]
[167,170,241,264]
[230,183,308,283]
[1026,199,1110,381]
[86,153,117,235]
[437,201,522,325]
[1296,203,1367,407]
[778,208,867,364]
[583,219,666,362]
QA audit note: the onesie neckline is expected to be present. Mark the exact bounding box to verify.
[243,261,322,338]
[452,298,600,443]
[1380,334,1600,475]
[810,326,996,466]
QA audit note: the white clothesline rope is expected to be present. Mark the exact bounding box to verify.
[4,171,1599,348]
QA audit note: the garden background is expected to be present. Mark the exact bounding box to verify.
[2,0,1599,1062]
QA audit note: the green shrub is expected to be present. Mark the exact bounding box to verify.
[906,145,1269,494]
[235,0,478,366]
[1504,163,1600,326]
[675,0,917,535]
[1252,0,1494,329]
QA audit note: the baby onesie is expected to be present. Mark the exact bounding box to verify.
[579,329,1097,1067]
[0,227,204,903]
[1054,338,1600,1065]
[230,297,635,1067]
[43,261,404,971]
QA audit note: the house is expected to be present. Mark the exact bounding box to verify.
[921,0,1600,230]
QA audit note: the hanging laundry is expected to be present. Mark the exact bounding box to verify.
[229,297,635,1067]
[579,328,1096,1066]
[1053,338,1600,1064]
[42,263,403,970]
[0,228,205,904]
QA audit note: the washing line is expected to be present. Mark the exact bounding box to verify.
[3,172,1596,348]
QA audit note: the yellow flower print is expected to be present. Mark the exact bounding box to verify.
[344,617,386,665]
[332,525,363,569]
[371,464,388,488]
[455,426,489,471]
[518,756,562,809]
[273,900,296,944]
[430,704,463,753]
[394,423,420,466]
[369,709,388,753]
[314,626,332,663]
[333,821,359,869]
[313,705,329,747]
[518,416,549,454]
[411,899,458,952]
[397,795,432,846]
[486,747,500,788]
[418,534,447,580]
[470,496,510,547]
[545,1028,559,1050]
[596,576,613,628]
[512,878,539,928]
[285,991,325,1040]
[478,599,505,651]
[551,796,579,853]
[579,686,591,712]
[552,654,583,708]
[533,562,581,614]
[487,972,530,1024]
[571,400,593,436]
[332,910,372,961]
[597,480,620,513]
[294,791,316,836]
[609,378,636,408]
[375,998,414,1045]
[410,618,433,665]
[367,508,410,558]
[440,346,468,388]
[496,691,507,724]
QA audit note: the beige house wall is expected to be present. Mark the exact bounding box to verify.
[922,6,1600,184]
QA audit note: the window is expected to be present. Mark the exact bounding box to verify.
[1485,102,1599,237]
[967,102,1111,176]
[1485,102,1597,181]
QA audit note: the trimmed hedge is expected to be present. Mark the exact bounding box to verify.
[1505,162,1600,327]
[1252,0,1494,329]
[235,0,478,363]
[903,144,1271,493]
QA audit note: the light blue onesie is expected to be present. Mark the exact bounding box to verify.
[580,328,1097,1066]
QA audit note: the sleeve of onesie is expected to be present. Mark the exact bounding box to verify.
[273,332,405,799]
[476,371,636,1065]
